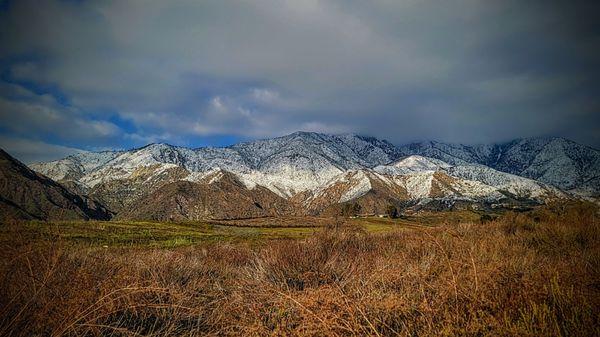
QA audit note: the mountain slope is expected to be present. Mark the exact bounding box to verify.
[379,156,567,200]
[398,137,600,196]
[302,156,567,215]
[0,149,111,221]
[31,150,123,182]
[116,170,292,221]
[88,164,190,213]
[373,155,450,175]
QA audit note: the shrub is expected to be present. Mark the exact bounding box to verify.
[341,202,362,217]
[386,204,399,218]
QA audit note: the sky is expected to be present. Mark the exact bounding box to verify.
[0,0,599,163]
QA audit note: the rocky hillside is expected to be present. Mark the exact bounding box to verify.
[0,149,111,221]
[116,170,292,221]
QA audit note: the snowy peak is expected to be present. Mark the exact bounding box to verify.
[398,140,501,166]
[393,155,450,169]
[497,137,600,194]
[374,155,450,175]
[231,131,399,170]
[30,150,123,181]
[122,143,199,168]
[303,168,509,215]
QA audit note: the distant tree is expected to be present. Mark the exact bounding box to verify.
[341,204,350,217]
[386,205,399,219]
[341,202,361,217]
[353,203,361,216]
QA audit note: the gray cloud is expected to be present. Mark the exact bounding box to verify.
[0,82,121,144]
[0,135,85,164]
[0,0,598,158]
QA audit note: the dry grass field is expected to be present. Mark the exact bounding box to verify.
[0,203,598,336]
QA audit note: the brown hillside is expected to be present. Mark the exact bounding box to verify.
[89,165,190,213]
[116,171,293,221]
[0,149,111,221]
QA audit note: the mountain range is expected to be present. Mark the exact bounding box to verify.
[2,132,597,221]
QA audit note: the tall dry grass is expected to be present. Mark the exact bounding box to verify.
[0,203,598,336]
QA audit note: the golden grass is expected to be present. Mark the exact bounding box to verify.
[0,202,598,336]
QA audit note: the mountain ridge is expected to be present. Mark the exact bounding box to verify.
[22,132,599,220]
[31,133,598,194]
[397,136,600,196]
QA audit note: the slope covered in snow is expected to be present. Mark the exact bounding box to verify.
[373,155,450,175]
[27,132,594,218]
[31,150,123,181]
[398,137,600,196]
[310,161,561,209]
[30,132,404,198]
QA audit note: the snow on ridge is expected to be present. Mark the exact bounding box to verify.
[27,132,598,201]
[402,171,435,199]
[183,168,222,183]
[398,137,599,196]
[396,155,450,170]
[65,132,395,197]
[375,158,568,201]
[374,155,450,175]
[338,171,372,203]
[30,150,122,181]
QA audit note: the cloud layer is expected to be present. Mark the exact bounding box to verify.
[1,0,599,162]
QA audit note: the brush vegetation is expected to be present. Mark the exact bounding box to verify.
[0,202,598,336]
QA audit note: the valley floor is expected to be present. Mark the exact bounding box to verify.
[0,210,481,248]
[0,204,598,336]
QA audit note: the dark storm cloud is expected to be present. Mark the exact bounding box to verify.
[0,0,598,162]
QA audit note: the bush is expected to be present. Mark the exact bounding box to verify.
[341,202,361,217]
[479,213,494,224]
[386,204,399,218]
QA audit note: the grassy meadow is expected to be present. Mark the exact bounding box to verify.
[0,204,598,336]
[0,210,478,248]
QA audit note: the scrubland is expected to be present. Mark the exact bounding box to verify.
[0,203,598,336]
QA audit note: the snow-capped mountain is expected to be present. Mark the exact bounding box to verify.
[303,168,505,215]
[300,155,566,215]
[32,132,403,198]
[27,132,598,219]
[397,137,600,197]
